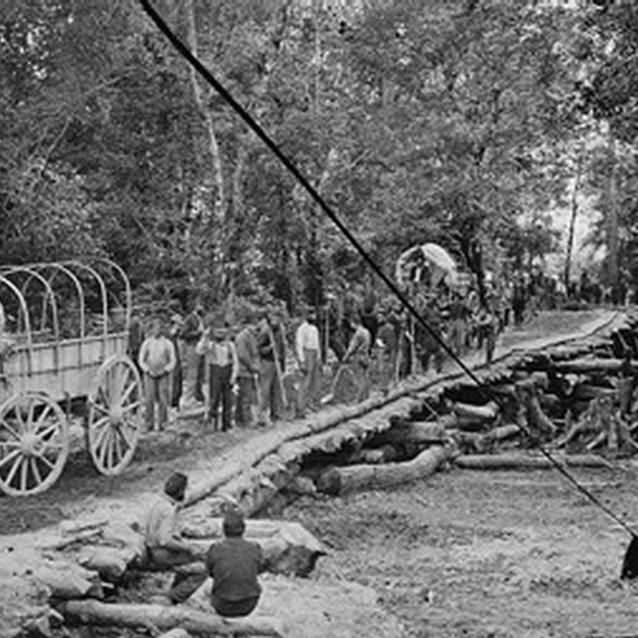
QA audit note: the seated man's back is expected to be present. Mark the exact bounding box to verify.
[206,510,263,617]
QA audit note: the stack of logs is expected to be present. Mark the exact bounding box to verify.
[313,354,638,496]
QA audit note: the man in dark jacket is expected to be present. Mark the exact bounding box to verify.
[179,300,204,409]
[205,507,264,618]
[256,307,286,425]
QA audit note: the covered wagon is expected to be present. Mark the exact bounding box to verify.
[0,259,143,496]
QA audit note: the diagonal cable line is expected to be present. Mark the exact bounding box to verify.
[138,0,637,539]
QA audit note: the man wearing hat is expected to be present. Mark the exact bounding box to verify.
[205,506,264,617]
[144,472,207,603]
[196,317,238,431]
[295,306,321,417]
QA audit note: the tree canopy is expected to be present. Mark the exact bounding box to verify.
[1,0,635,312]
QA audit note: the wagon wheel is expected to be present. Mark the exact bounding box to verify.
[0,392,69,496]
[87,355,142,476]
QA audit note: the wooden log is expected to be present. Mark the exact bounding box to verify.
[77,546,134,582]
[454,453,611,470]
[452,424,521,453]
[553,357,638,374]
[571,383,616,402]
[515,379,557,437]
[159,630,192,638]
[35,562,104,600]
[373,421,447,446]
[61,600,284,636]
[316,445,452,496]
[453,401,499,422]
[348,445,399,464]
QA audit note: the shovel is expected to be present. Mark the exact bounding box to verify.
[320,362,348,405]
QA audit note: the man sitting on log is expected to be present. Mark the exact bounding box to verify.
[144,472,207,604]
[205,507,264,618]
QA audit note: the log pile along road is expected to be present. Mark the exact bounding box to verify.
[3,308,638,638]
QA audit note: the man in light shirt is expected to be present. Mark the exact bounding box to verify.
[295,307,321,417]
[196,319,238,431]
[138,317,176,431]
[144,472,206,604]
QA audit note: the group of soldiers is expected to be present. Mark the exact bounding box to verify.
[132,301,327,432]
[133,269,557,432]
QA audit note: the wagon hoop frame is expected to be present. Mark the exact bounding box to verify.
[0,258,133,377]
[3,266,61,373]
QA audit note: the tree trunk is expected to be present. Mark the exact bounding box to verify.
[564,153,583,291]
[607,134,619,294]
[454,453,610,470]
[185,0,225,224]
[61,600,284,637]
[316,445,452,496]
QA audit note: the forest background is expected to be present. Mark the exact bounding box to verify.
[1,0,637,316]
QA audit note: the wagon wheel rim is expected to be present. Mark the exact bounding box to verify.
[88,356,142,476]
[0,393,69,496]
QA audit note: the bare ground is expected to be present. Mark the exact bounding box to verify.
[282,464,638,638]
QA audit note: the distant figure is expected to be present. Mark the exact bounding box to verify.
[128,312,145,375]
[168,313,183,409]
[179,300,204,410]
[144,472,206,603]
[235,314,260,428]
[295,307,321,417]
[343,315,371,402]
[138,317,176,431]
[206,507,264,618]
[256,307,286,426]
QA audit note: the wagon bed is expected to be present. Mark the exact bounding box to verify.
[0,260,143,496]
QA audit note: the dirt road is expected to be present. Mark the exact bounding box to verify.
[283,465,638,637]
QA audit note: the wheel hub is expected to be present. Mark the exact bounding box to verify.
[20,433,39,456]
[109,406,123,424]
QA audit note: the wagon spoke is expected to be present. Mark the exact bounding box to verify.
[26,398,36,432]
[14,407,26,433]
[20,457,29,491]
[0,420,21,441]
[122,400,141,415]
[118,421,135,449]
[0,449,20,469]
[36,423,58,441]
[5,453,23,487]
[91,416,110,431]
[121,380,137,405]
[109,430,116,468]
[34,404,53,431]
[114,366,130,405]
[31,458,43,484]
[34,453,55,470]
[98,428,112,468]
[91,400,109,416]
[0,439,21,449]
[114,427,124,462]
[92,422,110,456]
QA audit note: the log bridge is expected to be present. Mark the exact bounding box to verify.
[7,309,638,638]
